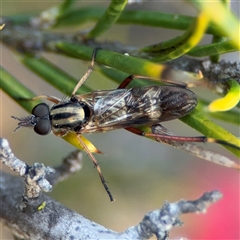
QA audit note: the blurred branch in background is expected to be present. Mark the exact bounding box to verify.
[0,138,222,240]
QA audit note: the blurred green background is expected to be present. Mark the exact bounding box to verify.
[1,1,239,239]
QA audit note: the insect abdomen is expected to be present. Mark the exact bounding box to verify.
[154,85,197,121]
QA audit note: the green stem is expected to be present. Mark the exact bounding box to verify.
[188,40,236,57]
[20,56,91,95]
[87,0,128,39]
[0,66,37,112]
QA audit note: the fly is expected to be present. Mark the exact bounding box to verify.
[12,49,240,201]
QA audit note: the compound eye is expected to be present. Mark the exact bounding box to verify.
[34,119,52,135]
[32,103,50,117]
[32,103,51,135]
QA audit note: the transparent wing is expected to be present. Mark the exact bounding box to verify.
[80,86,197,133]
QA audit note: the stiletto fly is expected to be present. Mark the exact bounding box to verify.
[12,49,240,201]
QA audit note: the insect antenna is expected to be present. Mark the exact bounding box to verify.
[11,115,36,132]
[77,135,115,202]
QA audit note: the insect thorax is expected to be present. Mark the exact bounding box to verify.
[50,101,91,133]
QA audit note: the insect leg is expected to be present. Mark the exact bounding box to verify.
[18,95,61,104]
[77,135,115,202]
[125,126,240,150]
[71,48,99,96]
[117,75,135,89]
[117,75,187,89]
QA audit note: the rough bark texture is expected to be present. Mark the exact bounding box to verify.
[0,138,223,240]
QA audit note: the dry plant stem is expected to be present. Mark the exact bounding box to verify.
[1,138,222,239]
[0,138,54,199]
[129,190,222,240]
[47,150,83,186]
[0,172,117,240]
[151,124,239,168]
[0,171,223,239]
[0,138,83,197]
[165,57,240,94]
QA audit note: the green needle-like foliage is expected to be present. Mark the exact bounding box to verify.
[1,0,239,158]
